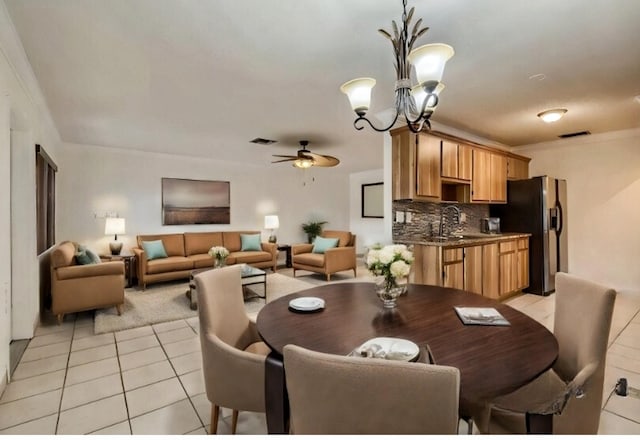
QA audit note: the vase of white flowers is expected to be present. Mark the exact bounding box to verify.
[208,246,229,268]
[365,244,414,308]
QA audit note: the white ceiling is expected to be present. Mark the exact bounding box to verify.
[5,0,640,173]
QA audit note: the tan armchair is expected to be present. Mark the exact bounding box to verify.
[292,230,357,281]
[195,265,271,434]
[283,344,460,434]
[469,272,617,434]
[50,241,125,324]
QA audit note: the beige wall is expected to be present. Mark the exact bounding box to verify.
[515,128,640,290]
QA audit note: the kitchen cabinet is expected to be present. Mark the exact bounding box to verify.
[482,243,500,299]
[441,141,472,181]
[516,238,529,290]
[391,127,441,201]
[499,240,518,296]
[443,248,464,289]
[472,149,507,203]
[507,156,529,180]
[463,245,483,295]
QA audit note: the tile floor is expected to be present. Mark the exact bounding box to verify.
[1,273,639,435]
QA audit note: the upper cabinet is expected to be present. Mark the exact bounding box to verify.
[392,127,528,204]
[472,150,507,203]
[507,156,530,180]
[391,127,441,201]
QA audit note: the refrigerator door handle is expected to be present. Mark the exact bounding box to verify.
[556,201,564,235]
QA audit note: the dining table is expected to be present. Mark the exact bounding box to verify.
[256,282,559,434]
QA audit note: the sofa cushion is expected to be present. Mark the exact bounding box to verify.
[189,253,215,269]
[147,256,193,274]
[312,237,339,254]
[293,252,325,267]
[322,230,352,247]
[231,251,273,264]
[137,234,185,257]
[223,231,259,252]
[184,232,224,256]
[240,234,261,251]
[51,241,77,269]
[75,245,101,265]
[142,240,169,260]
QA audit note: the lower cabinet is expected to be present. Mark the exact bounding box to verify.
[411,237,529,299]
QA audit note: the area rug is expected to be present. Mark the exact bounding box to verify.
[94,273,315,334]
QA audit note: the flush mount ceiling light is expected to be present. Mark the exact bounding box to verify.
[537,108,568,123]
[340,0,454,133]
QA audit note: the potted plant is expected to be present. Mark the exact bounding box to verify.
[301,220,327,243]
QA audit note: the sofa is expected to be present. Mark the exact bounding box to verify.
[50,241,125,324]
[292,230,357,281]
[133,231,278,289]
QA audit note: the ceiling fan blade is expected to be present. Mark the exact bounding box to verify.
[272,154,298,159]
[305,151,340,167]
[271,158,297,163]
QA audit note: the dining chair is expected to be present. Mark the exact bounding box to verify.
[283,344,461,434]
[470,272,616,434]
[195,265,271,434]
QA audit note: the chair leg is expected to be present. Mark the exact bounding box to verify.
[326,273,331,281]
[231,410,239,434]
[116,304,123,315]
[57,314,64,325]
[210,404,219,434]
[293,269,297,278]
[353,268,357,277]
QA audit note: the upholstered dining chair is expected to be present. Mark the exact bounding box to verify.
[195,265,271,434]
[470,272,616,434]
[283,344,461,434]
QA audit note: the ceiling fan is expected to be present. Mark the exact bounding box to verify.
[271,140,340,169]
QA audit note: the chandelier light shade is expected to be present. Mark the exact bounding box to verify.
[264,215,280,243]
[105,217,125,255]
[293,158,314,169]
[340,0,454,133]
[537,108,568,123]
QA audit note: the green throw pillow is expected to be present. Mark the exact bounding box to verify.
[142,240,168,260]
[240,234,262,251]
[312,237,339,254]
[75,245,101,265]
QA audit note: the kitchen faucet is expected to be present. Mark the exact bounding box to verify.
[438,205,462,237]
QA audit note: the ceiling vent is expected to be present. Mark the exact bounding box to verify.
[558,131,591,139]
[249,137,277,145]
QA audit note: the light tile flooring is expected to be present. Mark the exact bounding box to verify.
[1,271,639,435]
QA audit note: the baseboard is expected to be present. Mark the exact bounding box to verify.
[0,367,7,395]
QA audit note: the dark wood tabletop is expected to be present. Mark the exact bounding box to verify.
[257,282,558,433]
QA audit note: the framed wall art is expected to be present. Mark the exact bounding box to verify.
[361,182,384,218]
[162,178,230,225]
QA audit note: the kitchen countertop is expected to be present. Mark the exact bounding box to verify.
[400,232,531,247]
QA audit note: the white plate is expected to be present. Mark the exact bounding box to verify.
[289,296,325,311]
[353,337,419,362]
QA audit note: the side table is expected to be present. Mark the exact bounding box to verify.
[100,253,137,288]
[277,244,292,268]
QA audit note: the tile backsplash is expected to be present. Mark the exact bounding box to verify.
[392,201,489,242]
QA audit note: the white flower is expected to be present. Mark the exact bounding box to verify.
[377,248,395,265]
[208,246,229,259]
[400,250,414,264]
[366,249,380,266]
[390,260,411,278]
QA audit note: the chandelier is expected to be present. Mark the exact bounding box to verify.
[340,0,454,133]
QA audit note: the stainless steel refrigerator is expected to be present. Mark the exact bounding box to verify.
[490,176,568,295]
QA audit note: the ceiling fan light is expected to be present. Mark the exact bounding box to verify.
[293,158,314,169]
[411,83,445,113]
[537,108,567,123]
[340,78,376,116]
[408,43,454,84]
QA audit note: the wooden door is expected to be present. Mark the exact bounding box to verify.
[443,248,464,289]
[416,133,441,199]
[464,245,483,295]
[490,153,507,203]
[458,144,473,181]
[441,140,458,178]
[472,149,491,202]
[499,240,518,296]
[517,238,529,290]
[482,243,500,299]
[507,157,529,180]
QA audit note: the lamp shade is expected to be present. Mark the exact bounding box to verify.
[408,43,454,85]
[340,78,376,115]
[411,83,445,114]
[264,215,280,229]
[537,108,567,123]
[105,217,125,236]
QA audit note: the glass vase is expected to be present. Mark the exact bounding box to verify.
[214,257,226,268]
[375,277,406,309]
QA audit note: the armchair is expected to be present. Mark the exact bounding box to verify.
[292,230,357,281]
[50,241,125,324]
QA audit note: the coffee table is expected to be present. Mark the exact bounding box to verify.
[186,264,267,310]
